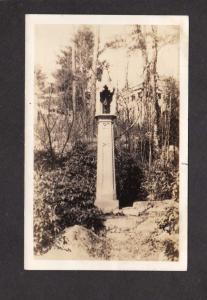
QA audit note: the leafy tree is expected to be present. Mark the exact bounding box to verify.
[35,26,101,156]
[104,25,179,167]
[52,26,101,144]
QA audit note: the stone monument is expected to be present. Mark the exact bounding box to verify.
[95,85,119,212]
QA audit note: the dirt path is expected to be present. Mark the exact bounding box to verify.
[103,200,178,261]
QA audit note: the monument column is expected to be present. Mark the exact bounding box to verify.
[95,86,119,212]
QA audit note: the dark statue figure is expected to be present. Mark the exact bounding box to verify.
[100,85,115,114]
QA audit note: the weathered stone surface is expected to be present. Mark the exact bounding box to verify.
[113,208,124,216]
[95,116,118,212]
[133,201,151,209]
[122,207,140,216]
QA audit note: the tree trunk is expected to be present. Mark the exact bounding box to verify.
[90,26,100,139]
[151,26,160,154]
[72,28,76,114]
[71,27,77,143]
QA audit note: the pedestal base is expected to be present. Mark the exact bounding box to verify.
[95,199,119,213]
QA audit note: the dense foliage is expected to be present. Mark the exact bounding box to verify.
[157,205,179,235]
[157,204,179,261]
[34,142,103,254]
[115,147,145,207]
[141,160,179,201]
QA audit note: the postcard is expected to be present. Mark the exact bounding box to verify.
[25,14,188,270]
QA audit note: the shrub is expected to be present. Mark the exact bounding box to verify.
[164,239,179,261]
[171,171,179,201]
[141,160,179,201]
[157,204,179,261]
[34,171,61,254]
[157,205,179,235]
[115,147,145,207]
[34,141,103,255]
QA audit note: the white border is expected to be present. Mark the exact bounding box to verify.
[25,14,188,271]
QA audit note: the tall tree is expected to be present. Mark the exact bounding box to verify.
[52,26,95,146]
[34,77,58,159]
[90,26,100,138]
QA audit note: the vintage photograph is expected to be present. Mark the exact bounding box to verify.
[25,15,188,270]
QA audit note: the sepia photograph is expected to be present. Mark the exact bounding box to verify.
[25,15,188,270]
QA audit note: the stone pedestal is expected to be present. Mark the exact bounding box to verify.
[95,114,118,212]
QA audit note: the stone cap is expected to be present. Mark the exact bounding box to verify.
[95,114,117,120]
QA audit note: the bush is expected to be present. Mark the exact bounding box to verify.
[157,205,179,234]
[164,239,179,261]
[141,160,179,201]
[34,141,103,255]
[34,171,60,254]
[115,147,145,207]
